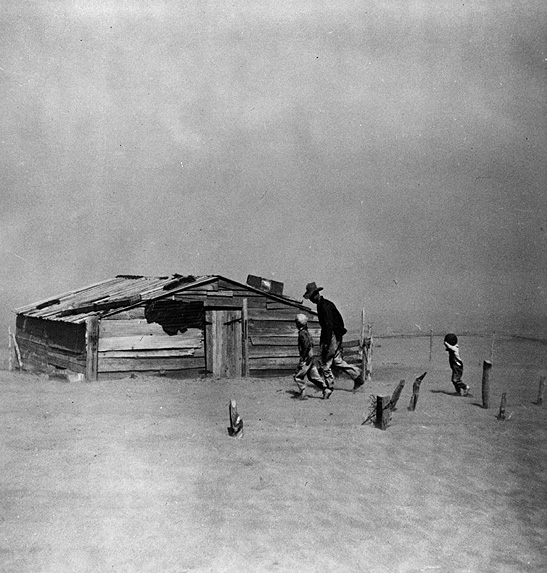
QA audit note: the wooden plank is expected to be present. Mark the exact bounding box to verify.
[99,356,206,372]
[206,290,233,297]
[248,356,297,369]
[249,346,299,358]
[98,347,204,359]
[103,308,146,320]
[98,334,203,352]
[249,321,321,338]
[98,367,206,380]
[203,298,242,308]
[99,319,172,337]
[250,336,297,346]
[248,308,316,320]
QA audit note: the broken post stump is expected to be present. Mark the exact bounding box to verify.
[536,376,546,406]
[389,380,406,411]
[375,395,391,430]
[482,360,492,409]
[496,392,507,420]
[408,372,427,411]
[228,399,244,438]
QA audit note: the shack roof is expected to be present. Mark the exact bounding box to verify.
[15,274,312,323]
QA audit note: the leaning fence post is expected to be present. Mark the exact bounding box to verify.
[375,395,391,430]
[536,376,546,406]
[482,360,492,409]
[389,380,406,411]
[408,372,427,411]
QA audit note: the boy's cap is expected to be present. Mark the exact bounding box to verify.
[295,314,308,325]
[444,333,458,345]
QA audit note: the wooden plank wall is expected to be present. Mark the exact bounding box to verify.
[15,315,87,373]
[98,316,204,377]
[172,279,318,374]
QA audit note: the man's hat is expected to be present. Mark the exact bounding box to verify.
[303,282,323,299]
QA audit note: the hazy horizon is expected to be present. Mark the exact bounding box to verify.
[2,1,546,340]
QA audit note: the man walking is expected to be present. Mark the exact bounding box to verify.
[303,282,364,397]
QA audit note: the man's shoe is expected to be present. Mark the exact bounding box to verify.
[461,385,470,397]
[353,376,365,391]
[322,388,333,400]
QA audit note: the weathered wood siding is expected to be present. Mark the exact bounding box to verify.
[173,280,317,374]
[15,315,86,372]
[97,316,205,378]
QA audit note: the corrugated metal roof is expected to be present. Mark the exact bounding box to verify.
[15,274,312,323]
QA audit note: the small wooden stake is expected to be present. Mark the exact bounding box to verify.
[408,372,427,411]
[11,332,23,370]
[8,326,13,372]
[389,380,406,411]
[375,395,391,430]
[496,392,507,420]
[536,376,546,406]
[482,360,492,409]
[228,399,243,438]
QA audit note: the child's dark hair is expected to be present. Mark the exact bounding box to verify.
[444,333,458,345]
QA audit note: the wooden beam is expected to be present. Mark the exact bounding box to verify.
[85,316,99,381]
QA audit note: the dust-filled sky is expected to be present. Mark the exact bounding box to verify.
[1,1,546,336]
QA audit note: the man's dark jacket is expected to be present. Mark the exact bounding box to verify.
[316,297,347,346]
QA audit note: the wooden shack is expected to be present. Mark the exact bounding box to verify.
[13,274,326,380]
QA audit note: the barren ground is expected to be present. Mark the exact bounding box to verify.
[1,336,546,573]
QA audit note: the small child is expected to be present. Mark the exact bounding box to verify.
[293,314,327,400]
[444,333,470,396]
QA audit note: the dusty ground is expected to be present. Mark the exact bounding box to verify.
[1,335,546,573]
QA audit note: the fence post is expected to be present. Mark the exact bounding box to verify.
[482,360,492,409]
[536,376,546,406]
[496,392,507,420]
[375,395,391,430]
[408,372,427,411]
